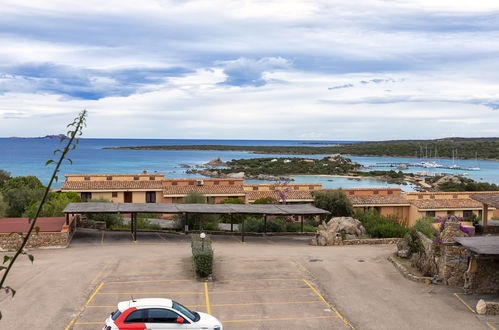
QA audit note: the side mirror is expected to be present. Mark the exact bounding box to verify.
[176,317,184,324]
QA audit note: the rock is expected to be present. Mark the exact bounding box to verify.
[476,299,499,315]
[398,249,411,258]
[310,217,366,246]
[227,172,245,179]
[207,157,226,166]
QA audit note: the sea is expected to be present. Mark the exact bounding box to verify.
[1,138,499,192]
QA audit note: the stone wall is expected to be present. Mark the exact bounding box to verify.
[439,244,471,286]
[342,238,402,245]
[0,230,70,250]
[410,232,439,277]
[464,258,499,294]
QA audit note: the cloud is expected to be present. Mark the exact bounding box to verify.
[217,57,291,87]
[328,83,354,90]
[0,63,192,100]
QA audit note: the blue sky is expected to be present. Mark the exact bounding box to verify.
[0,0,499,140]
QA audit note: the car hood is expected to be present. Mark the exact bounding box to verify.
[196,312,222,328]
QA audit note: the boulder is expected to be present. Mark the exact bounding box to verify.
[310,217,366,246]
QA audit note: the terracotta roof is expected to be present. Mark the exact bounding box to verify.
[469,194,499,208]
[408,199,485,210]
[246,190,314,201]
[405,191,499,196]
[348,195,410,205]
[62,180,164,191]
[162,185,246,196]
[65,173,164,177]
[0,217,70,233]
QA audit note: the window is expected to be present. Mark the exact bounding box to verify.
[418,195,424,199]
[84,176,90,181]
[269,186,275,190]
[214,181,219,185]
[430,195,435,199]
[172,301,198,322]
[447,211,455,216]
[388,191,393,195]
[81,192,92,200]
[463,210,473,218]
[111,310,121,321]
[308,185,315,190]
[349,191,354,195]
[294,186,299,190]
[146,308,184,323]
[106,176,112,181]
[229,181,235,185]
[112,192,118,198]
[125,309,145,323]
[188,181,194,185]
[146,191,156,203]
[453,194,458,199]
[426,211,436,217]
[252,186,258,191]
[172,182,177,186]
[133,176,139,180]
[373,191,379,195]
[149,176,155,180]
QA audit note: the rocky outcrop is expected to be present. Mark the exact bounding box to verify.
[206,157,226,166]
[310,217,366,246]
[410,231,438,277]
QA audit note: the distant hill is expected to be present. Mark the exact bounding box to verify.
[8,134,68,139]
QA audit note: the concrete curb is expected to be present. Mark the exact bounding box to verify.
[388,255,433,284]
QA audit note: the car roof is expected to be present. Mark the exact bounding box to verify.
[118,298,173,311]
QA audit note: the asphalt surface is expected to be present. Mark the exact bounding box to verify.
[0,228,496,329]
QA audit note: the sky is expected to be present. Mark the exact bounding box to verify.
[1,0,499,141]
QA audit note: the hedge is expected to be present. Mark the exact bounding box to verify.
[191,234,213,278]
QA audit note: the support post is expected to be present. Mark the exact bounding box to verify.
[301,215,304,233]
[65,213,69,225]
[130,213,134,236]
[263,214,267,235]
[483,203,489,228]
[241,217,245,243]
[184,213,188,234]
[230,214,233,232]
[133,213,137,241]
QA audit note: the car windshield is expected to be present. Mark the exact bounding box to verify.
[172,301,199,322]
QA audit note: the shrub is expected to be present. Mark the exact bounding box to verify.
[243,216,288,232]
[252,197,277,204]
[356,210,409,238]
[87,198,123,227]
[412,217,436,239]
[313,189,353,219]
[191,234,213,278]
[244,216,264,232]
[136,218,162,230]
[201,218,220,231]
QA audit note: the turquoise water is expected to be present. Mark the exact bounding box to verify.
[1,138,498,192]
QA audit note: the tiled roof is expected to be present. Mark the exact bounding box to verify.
[409,199,484,210]
[348,195,410,205]
[405,191,499,196]
[246,190,314,201]
[470,194,499,208]
[162,185,246,196]
[65,173,164,177]
[62,181,164,191]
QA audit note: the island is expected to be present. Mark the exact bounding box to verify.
[104,137,499,160]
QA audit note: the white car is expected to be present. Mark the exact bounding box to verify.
[103,298,222,330]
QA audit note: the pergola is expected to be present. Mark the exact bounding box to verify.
[469,194,499,231]
[63,202,330,242]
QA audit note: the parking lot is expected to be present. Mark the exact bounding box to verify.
[67,236,352,329]
[1,229,495,330]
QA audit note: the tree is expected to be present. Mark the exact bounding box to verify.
[218,197,244,204]
[0,170,10,189]
[86,198,123,227]
[23,192,81,218]
[313,189,353,219]
[0,194,7,217]
[182,192,206,204]
[1,176,45,217]
[252,197,278,204]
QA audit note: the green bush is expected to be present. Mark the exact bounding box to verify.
[313,189,353,219]
[412,217,436,239]
[356,210,409,238]
[191,235,213,278]
[243,216,288,232]
[87,199,123,227]
[201,218,220,231]
[136,218,162,230]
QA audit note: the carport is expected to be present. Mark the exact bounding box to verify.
[63,202,329,242]
[470,194,499,234]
